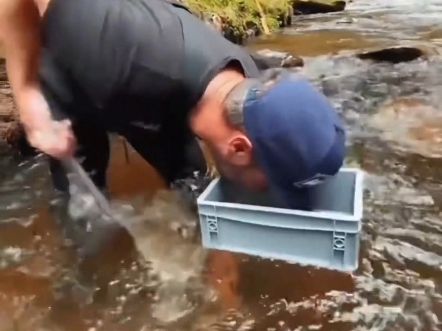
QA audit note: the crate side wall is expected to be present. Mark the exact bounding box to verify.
[199,214,359,271]
[198,204,360,233]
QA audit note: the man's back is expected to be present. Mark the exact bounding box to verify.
[41,0,187,110]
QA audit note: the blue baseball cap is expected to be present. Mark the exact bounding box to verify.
[243,76,346,210]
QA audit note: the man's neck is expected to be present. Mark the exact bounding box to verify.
[190,68,245,139]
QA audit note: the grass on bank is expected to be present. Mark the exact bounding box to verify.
[184,0,292,35]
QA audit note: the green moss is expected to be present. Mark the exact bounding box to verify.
[183,0,292,35]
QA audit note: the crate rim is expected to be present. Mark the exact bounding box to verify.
[197,168,364,222]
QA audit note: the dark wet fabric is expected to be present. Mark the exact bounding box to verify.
[38,0,262,192]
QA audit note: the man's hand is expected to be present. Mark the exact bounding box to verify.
[27,118,76,159]
[20,87,76,159]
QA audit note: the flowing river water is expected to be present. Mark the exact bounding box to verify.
[2,0,442,330]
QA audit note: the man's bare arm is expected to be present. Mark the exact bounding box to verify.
[0,0,42,116]
[0,0,76,160]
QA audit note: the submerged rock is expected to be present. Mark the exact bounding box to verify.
[357,46,427,64]
[251,49,304,69]
[293,0,346,15]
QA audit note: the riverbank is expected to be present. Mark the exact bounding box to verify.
[0,58,20,153]
[184,0,291,39]
[184,0,347,41]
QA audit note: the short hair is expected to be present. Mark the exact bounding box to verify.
[223,68,289,127]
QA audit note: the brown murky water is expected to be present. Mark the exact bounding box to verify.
[2,0,442,330]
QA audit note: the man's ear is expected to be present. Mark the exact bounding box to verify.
[226,135,253,166]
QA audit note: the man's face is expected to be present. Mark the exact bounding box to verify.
[211,150,269,191]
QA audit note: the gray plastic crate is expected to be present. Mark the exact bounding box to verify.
[197,168,363,272]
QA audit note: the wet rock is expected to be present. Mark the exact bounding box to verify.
[293,0,346,15]
[281,55,305,68]
[252,49,304,69]
[382,228,442,257]
[356,46,426,64]
[373,237,442,274]
[410,215,442,235]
